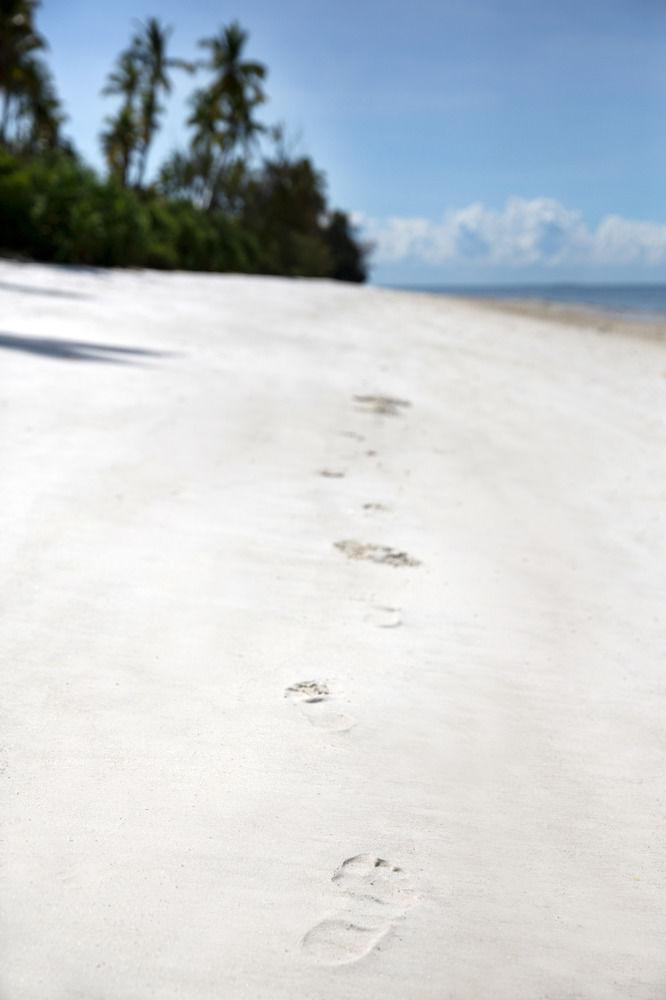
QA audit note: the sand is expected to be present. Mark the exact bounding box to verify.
[0,260,665,999]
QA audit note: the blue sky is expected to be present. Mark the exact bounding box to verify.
[40,0,666,282]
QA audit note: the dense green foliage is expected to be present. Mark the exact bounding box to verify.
[0,148,257,269]
[0,3,369,280]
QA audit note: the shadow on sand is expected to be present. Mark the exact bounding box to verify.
[0,331,168,364]
[0,279,90,300]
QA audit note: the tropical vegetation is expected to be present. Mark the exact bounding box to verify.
[0,2,368,281]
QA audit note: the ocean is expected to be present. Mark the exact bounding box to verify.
[392,284,666,322]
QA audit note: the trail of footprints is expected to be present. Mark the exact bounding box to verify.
[290,392,419,965]
[302,854,418,966]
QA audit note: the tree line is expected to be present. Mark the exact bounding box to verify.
[0,1,368,280]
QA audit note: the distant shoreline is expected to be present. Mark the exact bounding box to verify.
[383,282,666,316]
[380,284,666,341]
[461,295,666,342]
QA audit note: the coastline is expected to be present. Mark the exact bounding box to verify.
[1,262,665,999]
[460,293,666,341]
[381,284,666,342]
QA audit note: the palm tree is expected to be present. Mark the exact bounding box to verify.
[22,56,64,150]
[187,85,222,154]
[0,0,48,145]
[132,17,192,188]
[100,46,141,185]
[197,21,266,153]
[101,20,191,188]
[177,22,266,211]
[102,47,142,104]
[100,103,138,186]
[184,85,239,211]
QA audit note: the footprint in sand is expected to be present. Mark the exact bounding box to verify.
[302,854,417,966]
[285,681,355,732]
[364,605,402,629]
[353,394,411,417]
[335,539,420,568]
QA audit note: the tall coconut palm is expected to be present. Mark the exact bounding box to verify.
[100,46,141,185]
[184,84,241,212]
[0,0,47,145]
[102,46,142,105]
[187,85,221,155]
[22,56,64,150]
[132,17,192,188]
[100,103,138,187]
[179,21,266,211]
[197,21,266,153]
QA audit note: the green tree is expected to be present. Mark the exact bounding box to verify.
[22,57,64,150]
[101,102,139,188]
[323,211,369,283]
[101,46,142,185]
[0,0,42,141]
[197,22,266,153]
[132,17,192,188]
[0,0,63,151]
[169,21,266,211]
[101,20,189,188]
[243,154,332,276]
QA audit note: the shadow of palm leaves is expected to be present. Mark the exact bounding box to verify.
[0,332,171,364]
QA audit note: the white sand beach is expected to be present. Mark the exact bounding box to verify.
[1,260,665,999]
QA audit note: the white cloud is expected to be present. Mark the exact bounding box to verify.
[358,197,666,270]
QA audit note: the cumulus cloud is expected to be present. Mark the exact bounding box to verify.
[358,197,666,269]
